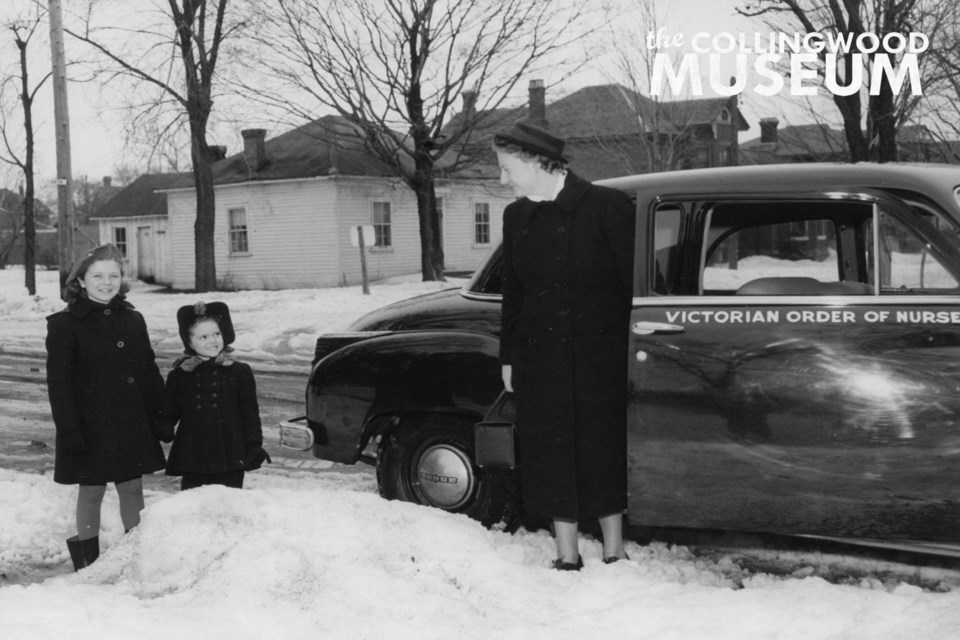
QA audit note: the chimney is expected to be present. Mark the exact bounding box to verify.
[102,176,112,187]
[241,128,267,173]
[211,145,228,161]
[760,117,779,144]
[527,79,547,128]
[461,89,477,119]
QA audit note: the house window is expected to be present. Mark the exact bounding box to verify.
[474,202,491,245]
[113,227,127,257]
[696,147,711,167]
[228,208,249,254]
[372,201,392,248]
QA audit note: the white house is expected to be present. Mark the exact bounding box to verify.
[92,173,191,285]
[156,116,513,290]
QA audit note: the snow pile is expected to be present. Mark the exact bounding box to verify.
[2,468,959,640]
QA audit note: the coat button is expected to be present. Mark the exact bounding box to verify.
[117,341,125,348]
[127,377,135,383]
[104,309,111,315]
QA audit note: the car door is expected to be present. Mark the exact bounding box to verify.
[627,188,960,545]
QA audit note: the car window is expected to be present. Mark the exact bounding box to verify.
[870,206,959,293]
[465,245,503,296]
[703,215,841,293]
[653,205,682,294]
[654,199,874,296]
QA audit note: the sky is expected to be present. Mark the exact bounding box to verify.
[2,266,960,639]
[0,0,826,188]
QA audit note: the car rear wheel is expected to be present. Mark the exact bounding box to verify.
[376,415,520,529]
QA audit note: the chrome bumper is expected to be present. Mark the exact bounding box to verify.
[278,416,314,451]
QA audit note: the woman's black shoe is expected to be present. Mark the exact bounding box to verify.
[552,556,583,571]
[602,552,630,564]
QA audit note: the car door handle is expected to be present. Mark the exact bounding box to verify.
[632,321,686,335]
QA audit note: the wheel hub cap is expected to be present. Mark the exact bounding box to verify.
[416,444,475,509]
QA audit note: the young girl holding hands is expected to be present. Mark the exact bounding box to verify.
[162,301,269,490]
[46,244,168,571]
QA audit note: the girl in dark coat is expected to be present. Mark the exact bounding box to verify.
[494,122,635,570]
[46,243,168,571]
[163,301,268,490]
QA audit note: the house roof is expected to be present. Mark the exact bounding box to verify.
[440,83,750,180]
[163,85,756,191]
[94,173,192,219]
[447,84,748,143]
[741,122,960,164]
[740,123,847,163]
[662,96,750,131]
[549,85,749,136]
[201,116,401,187]
[546,84,667,138]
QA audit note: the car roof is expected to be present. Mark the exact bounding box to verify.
[598,163,960,210]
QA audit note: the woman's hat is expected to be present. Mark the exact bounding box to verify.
[177,301,235,349]
[493,121,568,163]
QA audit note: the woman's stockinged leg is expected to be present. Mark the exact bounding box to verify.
[553,518,580,564]
[77,484,107,540]
[598,512,627,560]
[116,476,145,532]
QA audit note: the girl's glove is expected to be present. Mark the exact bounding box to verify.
[244,446,272,471]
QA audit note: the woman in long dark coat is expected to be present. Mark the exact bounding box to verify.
[495,122,635,570]
[46,244,167,570]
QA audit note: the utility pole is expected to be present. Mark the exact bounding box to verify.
[48,0,74,288]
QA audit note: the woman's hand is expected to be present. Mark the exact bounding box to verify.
[501,364,513,392]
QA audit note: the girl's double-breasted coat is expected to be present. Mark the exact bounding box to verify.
[500,171,635,520]
[162,357,262,476]
[46,295,167,485]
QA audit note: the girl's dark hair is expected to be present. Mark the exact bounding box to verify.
[188,314,221,336]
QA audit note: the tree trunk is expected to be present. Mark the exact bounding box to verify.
[870,50,900,162]
[190,124,217,291]
[19,39,36,295]
[834,93,869,162]
[411,150,444,282]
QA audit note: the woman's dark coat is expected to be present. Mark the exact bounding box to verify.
[46,295,167,485]
[500,171,635,520]
[162,357,262,476]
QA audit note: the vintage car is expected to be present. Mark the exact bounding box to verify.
[281,163,960,556]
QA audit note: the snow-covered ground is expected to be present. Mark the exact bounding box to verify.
[2,266,960,640]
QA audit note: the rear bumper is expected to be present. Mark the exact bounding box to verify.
[278,416,314,451]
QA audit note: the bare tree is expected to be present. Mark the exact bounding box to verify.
[245,0,597,281]
[916,9,960,162]
[0,1,50,295]
[594,0,701,173]
[738,0,956,162]
[67,0,245,291]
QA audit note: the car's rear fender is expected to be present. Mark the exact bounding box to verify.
[305,330,503,463]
